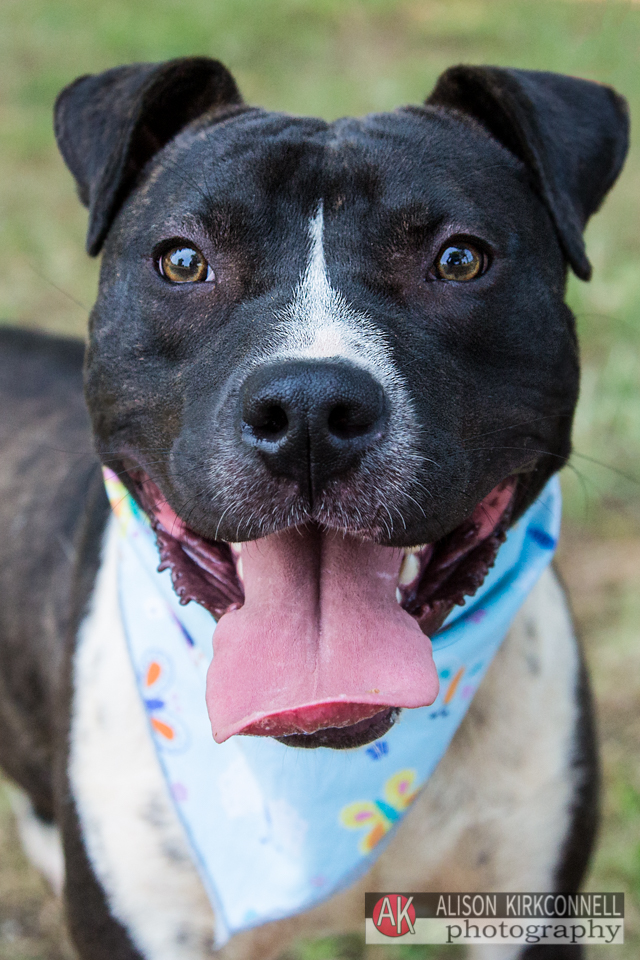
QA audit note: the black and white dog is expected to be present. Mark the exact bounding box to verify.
[0,59,629,959]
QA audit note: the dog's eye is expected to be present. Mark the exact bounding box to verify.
[434,242,484,282]
[158,245,214,283]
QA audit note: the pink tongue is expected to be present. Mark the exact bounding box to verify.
[206,527,439,743]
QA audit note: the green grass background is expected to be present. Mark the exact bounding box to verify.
[0,1,639,958]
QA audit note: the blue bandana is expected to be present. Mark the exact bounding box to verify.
[103,470,560,946]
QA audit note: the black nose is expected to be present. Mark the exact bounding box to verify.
[240,361,387,502]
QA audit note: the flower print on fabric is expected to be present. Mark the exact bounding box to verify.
[140,650,190,753]
[340,769,418,853]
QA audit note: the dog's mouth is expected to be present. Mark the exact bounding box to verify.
[130,471,516,749]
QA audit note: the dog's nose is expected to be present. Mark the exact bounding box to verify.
[240,361,387,500]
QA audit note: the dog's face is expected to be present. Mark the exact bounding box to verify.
[56,60,628,748]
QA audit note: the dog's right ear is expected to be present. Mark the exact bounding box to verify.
[427,66,629,281]
[54,58,242,256]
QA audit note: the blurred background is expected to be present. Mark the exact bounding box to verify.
[0,0,638,957]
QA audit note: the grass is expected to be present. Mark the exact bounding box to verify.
[0,0,639,957]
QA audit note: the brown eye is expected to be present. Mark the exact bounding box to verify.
[435,242,484,282]
[158,245,213,283]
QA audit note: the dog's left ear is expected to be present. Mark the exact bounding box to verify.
[427,66,629,280]
[55,58,243,255]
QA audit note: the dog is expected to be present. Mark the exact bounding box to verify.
[0,58,629,960]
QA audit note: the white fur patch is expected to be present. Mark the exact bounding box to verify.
[69,518,214,960]
[6,784,64,896]
[262,205,403,392]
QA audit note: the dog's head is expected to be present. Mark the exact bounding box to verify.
[55,59,628,748]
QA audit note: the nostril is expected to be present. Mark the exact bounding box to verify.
[327,403,374,440]
[245,403,289,442]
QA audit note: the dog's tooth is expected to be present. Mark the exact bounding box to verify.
[398,553,419,586]
[395,587,403,604]
[229,542,242,556]
[404,544,427,555]
[236,558,244,582]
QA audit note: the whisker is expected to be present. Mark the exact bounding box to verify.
[570,451,640,489]
[26,261,90,315]
[461,412,574,442]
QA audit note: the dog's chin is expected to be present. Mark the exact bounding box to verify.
[275,708,400,749]
[123,467,517,750]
